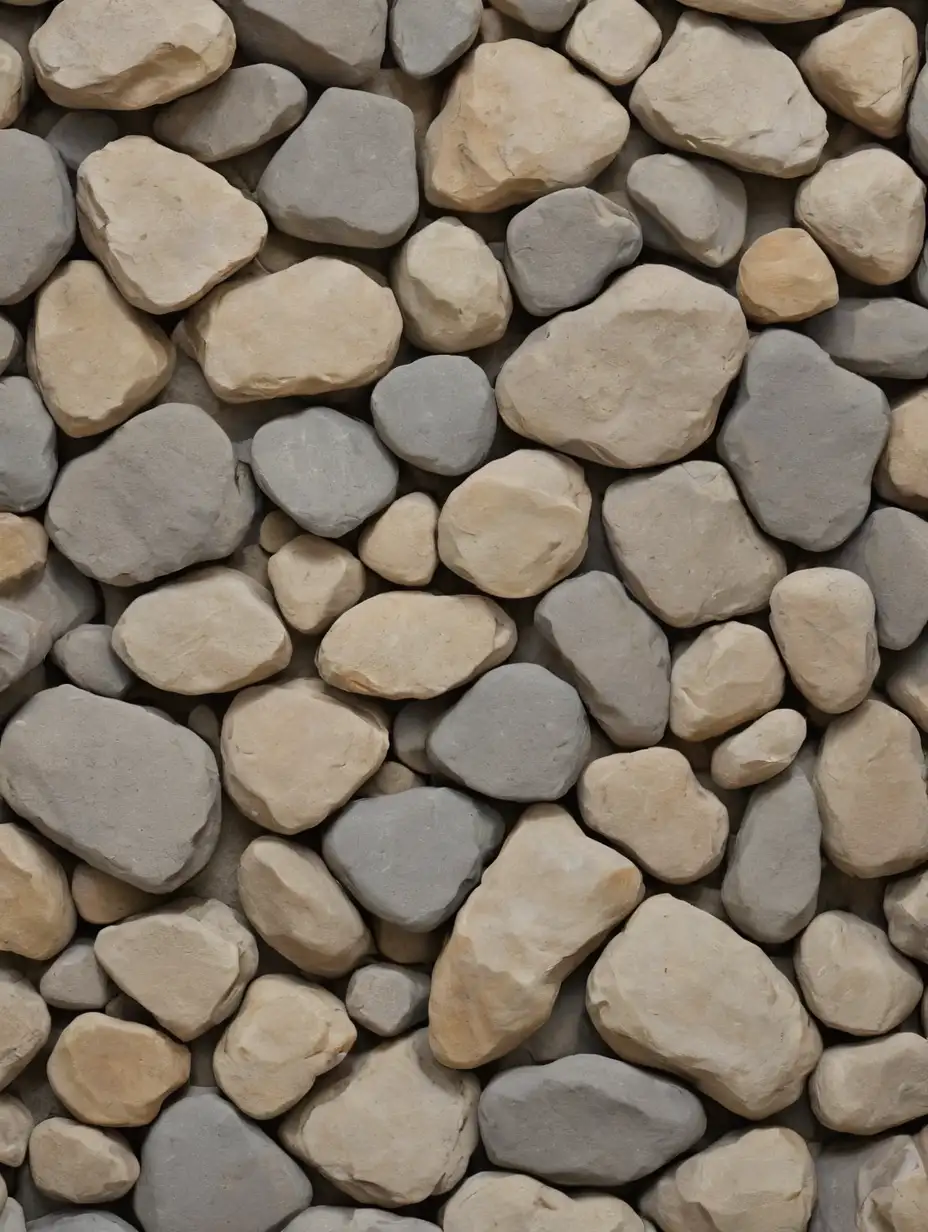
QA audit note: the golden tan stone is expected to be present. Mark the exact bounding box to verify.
[71,863,158,926]
[876,390,928,512]
[811,1034,928,1135]
[670,622,785,741]
[736,228,838,324]
[0,39,23,128]
[564,0,660,87]
[0,821,74,961]
[258,510,299,554]
[358,493,438,587]
[266,534,365,635]
[0,968,50,1090]
[360,761,424,798]
[28,1117,139,1203]
[0,515,47,589]
[374,919,441,966]
[710,708,807,789]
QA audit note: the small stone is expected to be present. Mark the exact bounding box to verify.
[877,391,928,511]
[564,0,660,86]
[47,1013,189,1128]
[0,378,56,514]
[488,0,581,29]
[360,762,424,798]
[885,869,928,963]
[0,516,46,590]
[29,1119,139,1204]
[711,709,807,789]
[28,1216,133,1232]
[0,1094,31,1167]
[393,699,444,775]
[39,940,111,1011]
[627,155,746,268]
[836,508,928,651]
[0,967,49,1090]
[0,551,97,662]
[806,298,928,381]
[358,494,438,587]
[0,132,75,306]
[670,622,784,742]
[267,536,364,635]
[46,113,119,172]
[51,626,133,699]
[346,964,430,1037]
[389,0,481,78]
[285,1214,438,1232]
[442,1173,643,1232]
[71,865,157,927]
[736,228,838,324]
[0,821,75,965]
[374,920,440,967]
[811,1034,928,1135]
[505,967,607,1067]
[259,511,299,555]
[0,39,23,127]
[366,68,440,153]
[0,316,21,377]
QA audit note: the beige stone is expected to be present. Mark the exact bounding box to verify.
[796,148,925,285]
[888,646,928,734]
[876,391,928,512]
[796,911,923,1037]
[0,1094,31,1167]
[266,535,365,636]
[799,9,918,139]
[360,761,424,798]
[281,1029,479,1206]
[497,264,747,469]
[587,894,821,1118]
[0,515,47,589]
[47,1013,189,1127]
[77,137,267,314]
[444,1172,645,1232]
[221,678,388,834]
[258,510,299,555]
[28,261,175,437]
[375,919,441,966]
[855,1134,928,1232]
[564,0,661,87]
[579,749,728,884]
[29,0,234,110]
[736,228,839,324]
[238,836,371,977]
[0,821,74,961]
[710,708,807,789]
[28,1117,139,1203]
[214,974,356,1120]
[0,39,23,128]
[886,870,928,964]
[0,968,49,1091]
[71,863,158,926]
[811,1034,928,1135]
[185,257,402,402]
[437,450,590,600]
[670,622,785,741]
[112,567,291,694]
[429,804,642,1069]
[814,698,928,877]
[358,494,438,588]
[424,40,629,211]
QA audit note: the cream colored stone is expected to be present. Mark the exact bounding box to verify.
[587,894,822,1118]
[0,39,23,128]
[888,646,928,735]
[429,803,642,1069]
[444,1172,646,1232]
[0,968,49,1091]
[28,1117,139,1203]
[0,821,74,961]
[736,228,839,324]
[221,678,388,834]
[814,698,928,877]
[29,0,234,110]
[0,1094,31,1167]
[886,870,928,964]
[424,40,629,211]
[214,974,356,1120]
[876,391,928,512]
[375,919,441,965]
[437,450,590,600]
[360,761,424,797]
[811,1034,928,1134]
[710,708,807,789]
[677,0,841,16]
[281,1029,479,1206]
[266,534,365,635]
[112,567,291,695]
[28,261,175,437]
[579,749,728,884]
[77,137,267,314]
[856,1134,928,1232]
[0,515,47,590]
[47,1013,189,1127]
[800,9,918,139]
[564,0,660,87]
[358,493,438,587]
[185,257,402,402]
[71,863,158,926]
[497,264,747,468]
[258,510,299,554]
[670,622,785,741]
[238,836,371,977]
[796,148,925,285]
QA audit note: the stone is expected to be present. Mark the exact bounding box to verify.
[718,331,888,552]
[579,749,728,884]
[365,68,439,152]
[0,316,21,377]
[225,0,387,86]
[358,494,438,587]
[46,113,119,172]
[810,1034,928,1135]
[836,508,928,651]
[429,804,642,1068]
[370,356,496,477]
[0,132,74,306]
[285,1214,439,1232]
[886,870,928,963]
[504,967,607,1066]
[267,536,365,635]
[587,895,821,1118]
[0,604,46,694]
[424,40,628,211]
[259,511,299,555]
[0,685,220,893]
[814,698,928,877]
[39,940,111,1011]
[51,626,133,699]
[670,622,784,742]
[238,836,371,976]
[877,391,928,511]
[711,709,807,789]
[0,379,56,515]
[910,63,928,176]
[28,1216,132,1232]
[427,665,591,801]
[488,0,581,28]
[77,137,267,314]
[0,550,97,658]
[71,865,157,927]
[443,1174,643,1232]
[374,921,440,967]
[47,1014,189,1127]
[389,0,481,78]
[0,968,49,1091]
[345,964,430,1037]
[0,39,22,128]
[627,155,746,268]
[0,516,46,590]
[737,227,838,324]
[281,1030,478,1207]
[360,763,424,798]
[28,1119,139,1204]
[564,0,660,87]
[497,264,747,468]
[0,1094,31,1166]
[806,298,928,381]
[630,14,826,177]
[795,148,925,285]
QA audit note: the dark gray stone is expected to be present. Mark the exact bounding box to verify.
[225,0,387,86]
[46,113,119,172]
[284,1213,437,1232]
[0,378,57,514]
[389,0,481,79]
[805,298,928,380]
[835,507,928,650]
[0,131,75,306]
[51,625,133,698]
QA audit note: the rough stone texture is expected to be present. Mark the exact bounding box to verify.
[710,708,806,789]
[0,132,75,306]
[225,0,387,86]
[345,965,430,1038]
[669,622,784,742]
[389,0,481,79]
[442,1174,643,1232]
[565,0,660,87]
[0,378,57,514]
[0,967,50,1090]
[51,626,133,699]
[0,821,74,961]
[627,154,746,268]
[806,298,928,382]
[877,390,928,511]
[28,1119,139,1204]
[737,228,838,324]
[0,1095,31,1167]
[836,508,928,651]
[810,1034,928,1135]
[39,940,111,1011]
[266,536,365,635]
[358,494,438,588]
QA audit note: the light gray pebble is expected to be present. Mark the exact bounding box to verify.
[626,153,746,268]
[1,552,97,673]
[805,298,928,380]
[836,507,928,650]
[0,607,45,694]
[0,315,22,377]
[51,625,133,699]
[0,1200,24,1232]
[225,0,387,86]
[38,940,111,1010]
[0,378,57,514]
[345,963,430,1037]
[284,1212,437,1232]
[908,63,928,177]
[45,113,119,172]
[809,1139,900,1232]
[0,131,75,306]
[28,1216,135,1232]
[392,698,446,774]
[493,0,582,31]
[389,0,481,79]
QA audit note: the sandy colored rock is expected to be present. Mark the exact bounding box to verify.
[358,494,438,587]
[877,390,928,512]
[29,1118,139,1203]
[360,762,424,798]
[0,39,23,128]
[670,622,784,741]
[221,678,388,834]
[77,137,267,314]
[0,1094,31,1167]
[267,535,364,635]
[886,869,928,963]
[112,567,291,695]
[0,821,74,961]
[736,228,838,324]
[259,511,299,555]
[711,708,807,789]
[214,974,356,1120]
[375,920,440,967]
[0,515,46,589]
[564,0,660,86]
[46,1013,189,1127]
[71,864,158,926]
[811,1034,928,1135]
[443,1172,644,1232]
[424,40,628,211]
[0,967,49,1091]
[429,803,642,1069]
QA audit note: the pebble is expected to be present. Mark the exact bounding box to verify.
[0,378,57,514]
[888,636,928,733]
[358,494,438,587]
[70,865,157,927]
[226,0,387,86]
[266,536,364,635]
[736,228,839,324]
[389,0,481,79]
[836,507,928,651]
[51,626,133,699]
[345,964,430,1038]
[877,390,928,511]
[442,1173,643,1232]
[564,0,660,86]
[806,297,928,381]
[0,516,46,590]
[0,1095,31,1168]
[39,940,111,1011]
[0,39,23,128]
[286,1215,438,1232]
[885,869,928,964]
[710,708,806,789]
[28,1119,139,1204]
[669,622,784,742]
[0,968,50,1091]
[627,155,746,268]
[0,132,74,306]
[360,762,424,798]
[489,0,581,29]
[28,1216,131,1232]
[0,316,21,378]
[810,1034,928,1135]
[374,921,440,968]
[45,114,119,173]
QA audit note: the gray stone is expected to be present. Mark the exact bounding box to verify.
[0,131,75,306]
[0,607,45,694]
[836,507,928,650]
[888,634,928,732]
[0,551,97,684]
[38,940,111,1010]
[805,298,928,380]
[0,315,21,378]
[504,188,641,317]
[478,1054,706,1187]
[504,968,608,1066]
[322,786,503,931]
[489,0,582,30]
[46,114,119,172]
[0,1201,24,1232]
[534,570,670,748]
[345,964,430,1037]
[809,1137,920,1232]
[908,63,928,177]
[284,1213,437,1232]
[0,685,221,893]
[135,1089,312,1232]
[51,626,133,699]
[251,407,398,538]
[718,330,888,551]
[389,0,481,79]
[185,798,260,915]
[0,378,57,514]
[29,1217,136,1232]
[626,154,747,268]
[226,0,387,86]
[371,356,497,476]
[392,698,446,774]
[258,89,418,248]
[428,664,591,802]
[154,65,308,163]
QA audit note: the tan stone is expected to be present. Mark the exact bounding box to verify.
[885,870,928,964]
[0,821,75,961]
[736,228,838,324]
[814,698,928,877]
[564,0,661,87]
[375,919,441,966]
[799,9,918,139]
[670,622,785,741]
[29,0,235,110]
[856,1134,928,1232]
[0,39,23,128]
[185,257,403,402]
[28,1117,139,1203]
[358,494,438,588]
[796,148,925,285]
[810,1034,928,1135]
[46,1013,189,1127]
[0,516,47,589]
[360,761,424,798]
[888,645,928,734]
[28,261,175,437]
[444,1172,645,1232]
[112,567,291,694]
[424,40,629,211]
[71,863,158,926]
[281,1029,479,1206]
[258,511,299,555]
[876,391,928,512]
[429,804,642,1069]
[238,836,371,977]
[0,968,49,1090]
[587,894,822,1118]
[77,137,267,314]
[221,678,388,834]
[214,974,356,1120]
[266,534,365,636]
[710,708,807,789]
[0,1094,31,1166]
[579,749,728,884]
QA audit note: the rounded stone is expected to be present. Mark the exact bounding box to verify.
[358,494,438,587]
[669,622,785,742]
[564,0,661,87]
[0,132,75,306]
[710,708,807,789]
[267,535,365,636]
[0,967,50,1091]
[736,228,838,324]
[0,821,75,960]
[28,1119,139,1204]
[0,378,57,515]
[810,1034,928,1135]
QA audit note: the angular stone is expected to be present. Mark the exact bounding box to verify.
[29,1119,139,1204]
[0,516,45,591]
[267,536,364,635]
[0,39,23,128]
[0,379,56,515]
[225,0,387,86]
[442,1173,643,1232]
[389,0,480,79]
[711,708,806,790]
[0,132,74,307]
[565,0,660,87]
[358,494,438,588]
[71,865,157,927]
[51,626,133,699]
[39,940,111,1010]
[488,0,580,29]
[836,508,928,651]
[345,964,430,1038]
[806,298,928,381]
[627,154,746,268]
[0,967,49,1090]
[737,227,838,324]
[670,622,784,742]
[0,1094,31,1167]
[877,390,928,511]
[0,821,74,961]
[811,1034,928,1135]
[885,869,928,963]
